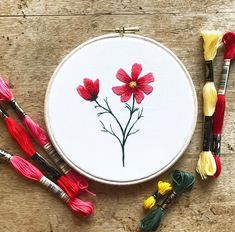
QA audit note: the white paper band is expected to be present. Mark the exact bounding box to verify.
[40,176,70,202]
[44,143,70,174]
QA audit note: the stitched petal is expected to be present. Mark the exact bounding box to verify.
[134,88,144,104]
[93,79,100,96]
[138,84,153,95]
[116,68,131,83]
[83,78,96,95]
[138,72,154,84]
[112,85,129,95]
[131,63,142,81]
[77,85,92,100]
[121,89,132,102]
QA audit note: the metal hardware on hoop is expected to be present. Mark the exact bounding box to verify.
[102,26,140,37]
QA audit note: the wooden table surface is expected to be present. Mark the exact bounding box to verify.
[0,1,234,231]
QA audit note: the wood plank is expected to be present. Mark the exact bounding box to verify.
[0,0,234,15]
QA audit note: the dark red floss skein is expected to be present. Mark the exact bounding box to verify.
[223,31,235,60]
[212,94,226,135]
[213,154,222,177]
[212,95,225,178]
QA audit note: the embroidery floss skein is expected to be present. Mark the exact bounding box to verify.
[196,31,222,179]
[0,148,93,216]
[0,77,90,192]
[212,31,235,177]
[140,170,195,232]
[144,181,172,210]
[0,107,80,198]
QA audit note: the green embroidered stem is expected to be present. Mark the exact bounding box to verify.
[123,96,135,136]
[121,144,125,167]
[95,99,123,134]
[94,97,143,167]
[124,107,143,144]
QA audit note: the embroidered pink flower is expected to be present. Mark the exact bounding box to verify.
[112,63,154,104]
[77,78,99,101]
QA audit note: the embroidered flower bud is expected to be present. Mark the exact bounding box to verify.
[77,78,99,101]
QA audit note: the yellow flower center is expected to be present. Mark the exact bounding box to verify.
[129,81,137,89]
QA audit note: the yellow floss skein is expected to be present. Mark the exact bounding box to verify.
[143,181,172,210]
[203,82,218,116]
[196,31,221,180]
[201,30,221,116]
[144,196,156,210]
[196,151,217,179]
[157,181,172,195]
[201,30,222,61]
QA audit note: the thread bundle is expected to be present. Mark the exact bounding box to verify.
[140,170,195,232]
[212,32,235,177]
[0,148,93,216]
[144,181,172,210]
[0,77,95,215]
[196,31,235,179]
[0,107,80,198]
[0,77,90,192]
[196,31,222,179]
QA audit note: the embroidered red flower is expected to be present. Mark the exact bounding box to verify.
[77,78,99,101]
[112,63,154,104]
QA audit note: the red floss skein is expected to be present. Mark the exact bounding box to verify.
[3,116,80,198]
[212,94,226,135]
[212,95,226,178]
[213,154,222,178]
[10,155,93,216]
[66,171,96,196]
[4,117,36,156]
[212,32,235,178]
[223,31,235,59]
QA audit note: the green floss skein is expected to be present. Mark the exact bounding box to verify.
[172,170,195,195]
[140,170,195,232]
[140,207,164,232]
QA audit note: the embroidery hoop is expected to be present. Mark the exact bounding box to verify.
[45,29,198,185]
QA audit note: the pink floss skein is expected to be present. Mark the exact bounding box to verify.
[10,155,93,216]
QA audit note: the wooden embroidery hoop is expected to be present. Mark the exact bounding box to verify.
[45,27,198,185]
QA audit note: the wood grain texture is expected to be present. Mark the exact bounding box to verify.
[0,1,234,231]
